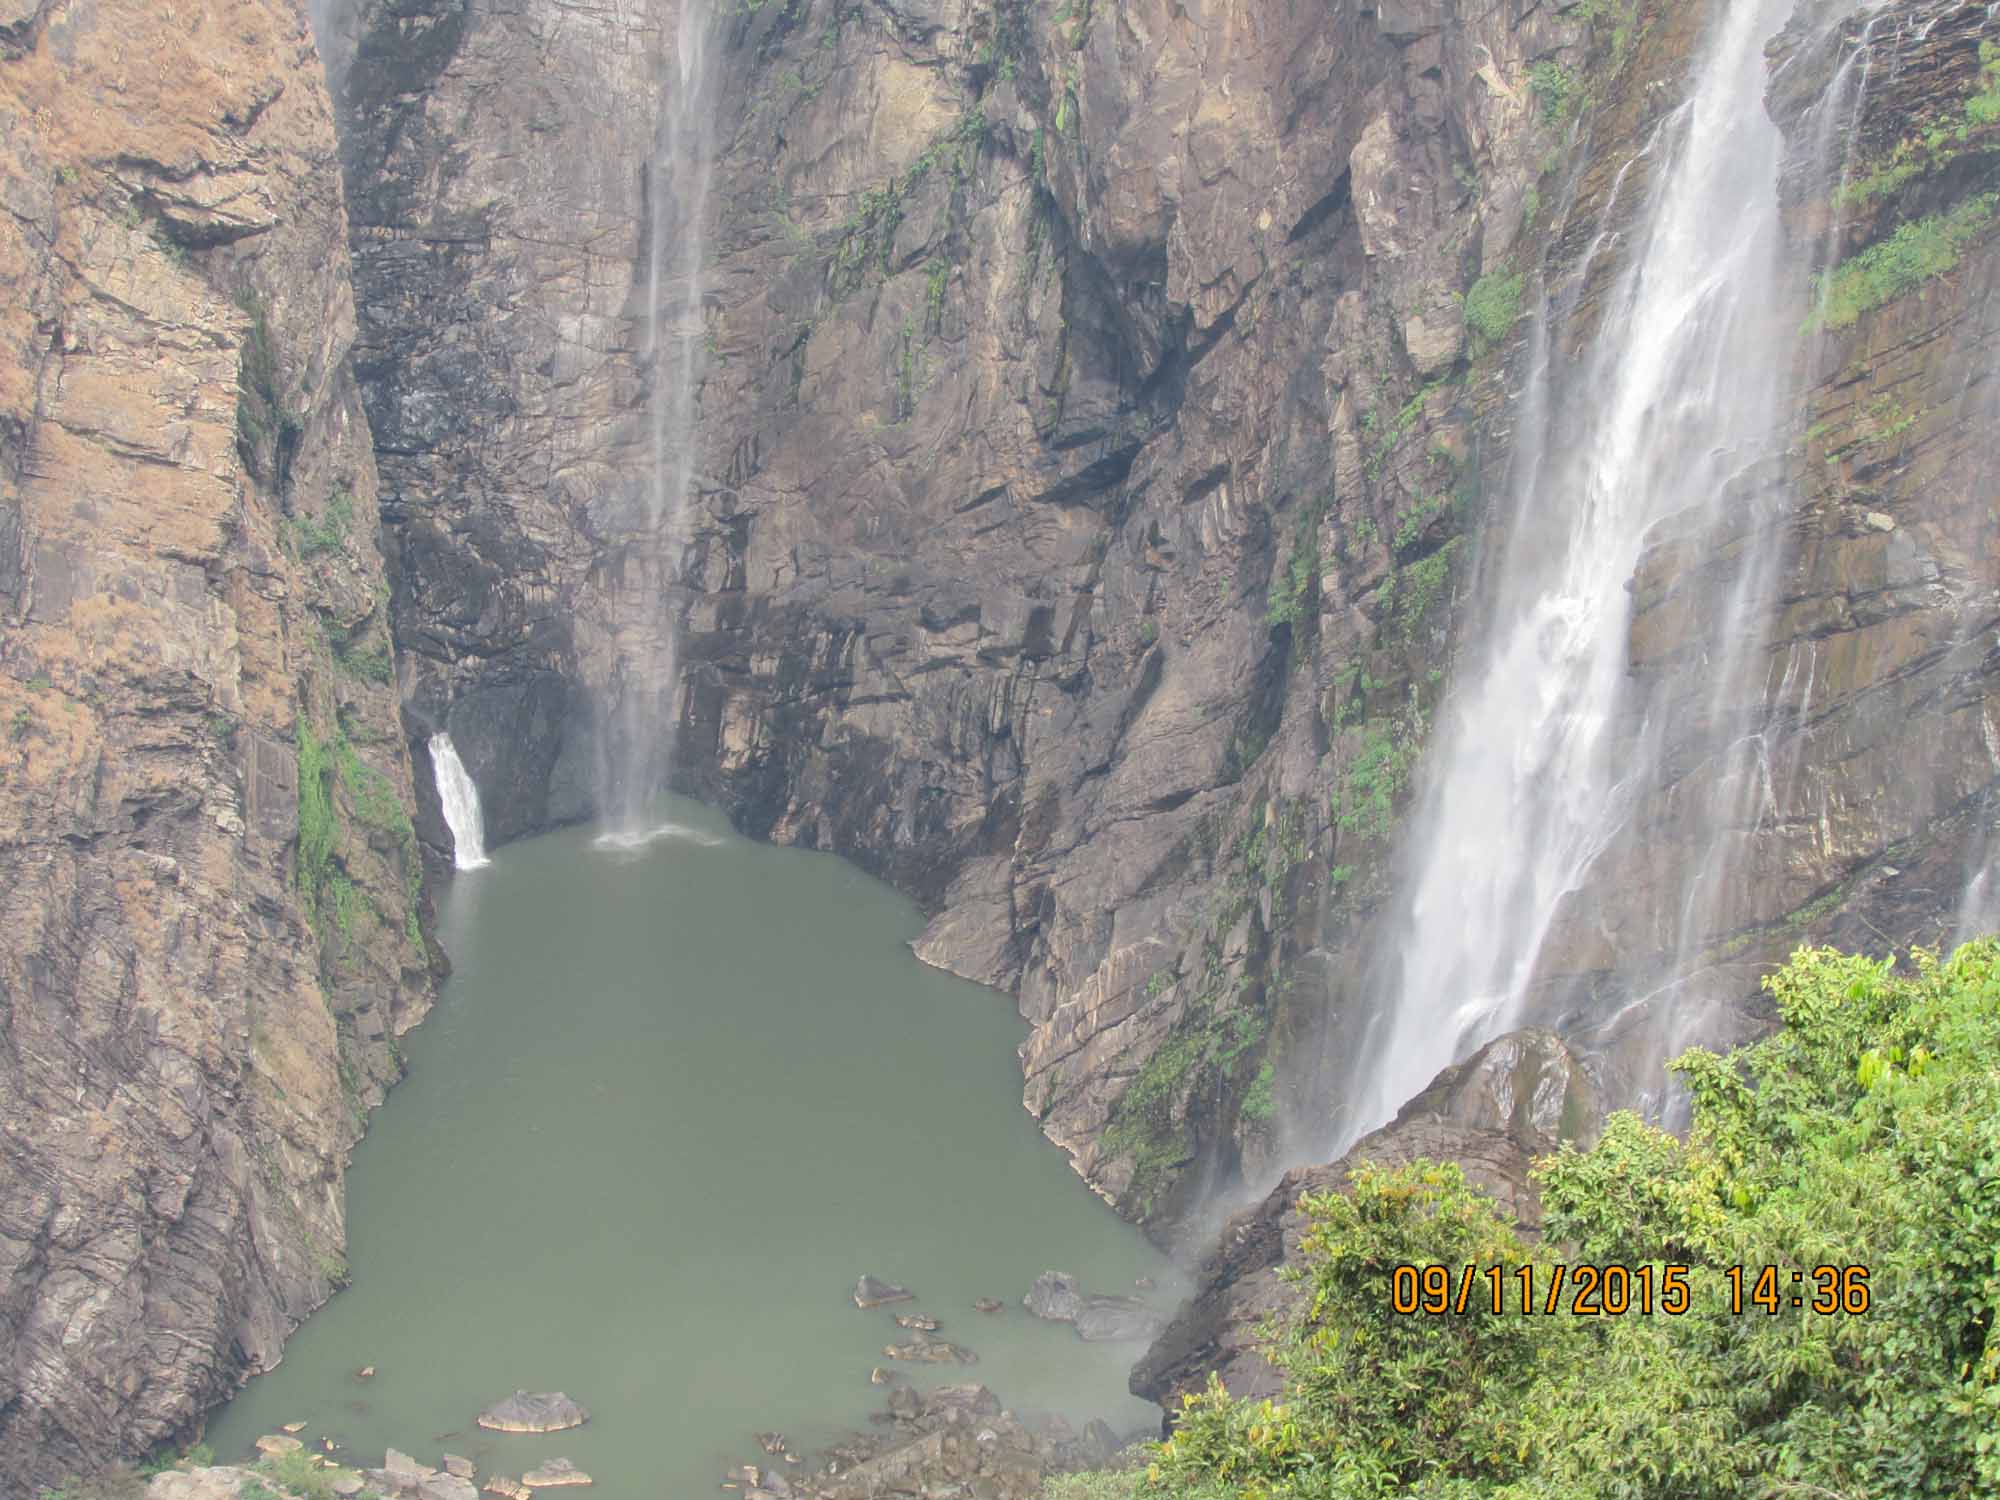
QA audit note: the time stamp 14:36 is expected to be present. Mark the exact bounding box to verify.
[1390,1263,1873,1318]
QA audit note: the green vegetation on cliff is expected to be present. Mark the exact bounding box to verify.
[1076,941,2000,1499]
[1807,194,1998,330]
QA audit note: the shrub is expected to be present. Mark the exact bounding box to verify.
[1463,270,1523,350]
[1808,194,1998,330]
[1114,940,2000,1500]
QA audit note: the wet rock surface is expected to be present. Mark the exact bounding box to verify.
[1133,1030,1605,1412]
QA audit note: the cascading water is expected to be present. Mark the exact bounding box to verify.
[428,733,492,871]
[602,0,717,844]
[1331,0,1803,1149]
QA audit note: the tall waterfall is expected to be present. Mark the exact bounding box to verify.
[604,0,717,841]
[428,733,492,871]
[1337,0,1801,1147]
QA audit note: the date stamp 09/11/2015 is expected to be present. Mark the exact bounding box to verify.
[1390,1263,1874,1319]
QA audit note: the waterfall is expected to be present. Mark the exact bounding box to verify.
[428,733,492,871]
[603,0,718,842]
[1332,0,1802,1149]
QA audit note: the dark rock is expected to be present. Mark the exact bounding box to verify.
[1073,1296,1166,1344]
[1022,1272,1084,1323]
[1133,1031,1604,1414]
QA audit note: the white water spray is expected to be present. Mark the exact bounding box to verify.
[428,733,492,871]
[1338,0,1801,1147]
[604,0,717,842]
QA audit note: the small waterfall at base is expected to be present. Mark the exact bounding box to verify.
[601,0,717,844]
[428,733,492,871]
[1326,0,1802,1154]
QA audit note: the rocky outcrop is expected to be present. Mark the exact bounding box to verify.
[726,1381,1132,1500]
[1131,1028,1602,1414]
[475,1390,589,1434]
[0,0,433,1487]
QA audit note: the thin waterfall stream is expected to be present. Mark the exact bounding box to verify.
[602,0,718,844]
[1325,0,1803,1153]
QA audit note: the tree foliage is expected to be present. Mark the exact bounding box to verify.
[1128,941,2000,1500]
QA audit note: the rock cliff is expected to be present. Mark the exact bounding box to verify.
[334,0,2000,1233]
[5,0,2000,1481]
[0,0,434,1487]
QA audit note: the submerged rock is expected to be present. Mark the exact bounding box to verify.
[852,1275,914,1308]
[894,1313,941,1332]
[476,1390,590,1433]
[882,1338,977,1365]
[522,1467,586,1489]
[1074,1296,1166,1343]
[972,1298,1004,1314]
[1022,1271,1084,1323]
[757,1433,788,1455]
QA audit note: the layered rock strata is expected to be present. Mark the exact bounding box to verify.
[0,0,433,1487]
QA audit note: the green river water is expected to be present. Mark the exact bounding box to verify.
[207,797,1177,1494]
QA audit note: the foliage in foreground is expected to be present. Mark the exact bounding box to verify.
[1093,942,2000,1500]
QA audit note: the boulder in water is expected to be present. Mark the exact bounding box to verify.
[482,1480,528,1500]
[521,1458,592,1488]
[1022,1271,1084,1322]
[281,1422,309,1434]
[887,1384,922,1421]
[893,1313,940,1332]
[972,1297,1004,1314]
[442,1456,475,1480]
[256,1435,304,1458]
[852,1275,914,1308]
[476,1390,589,1433]
[869,1366,893,1385]
[1075,1295,1166,1343]
[883,1338,977,1364]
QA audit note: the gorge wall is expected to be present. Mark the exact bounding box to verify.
[348,0,2000,1233]
[3,0,1998,1486]
[0,0,436,1485]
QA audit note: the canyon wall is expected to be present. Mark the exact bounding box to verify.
[353,0,2000,1241]
[3,0,1998,1481]
[0,0,434,1487]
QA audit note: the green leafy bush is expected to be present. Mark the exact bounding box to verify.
[1463,271,1523,350]
[1119,940,2000,1500]
[1808,194,1998,330]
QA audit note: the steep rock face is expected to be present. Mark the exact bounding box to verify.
[326,0,675,852]
[1130,1028,1601,1414]
[0,0,433,1485]
[345,0,2000,1238]
[355,0,1593,1229]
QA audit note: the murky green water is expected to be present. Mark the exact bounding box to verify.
[208,798,1175,1493]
